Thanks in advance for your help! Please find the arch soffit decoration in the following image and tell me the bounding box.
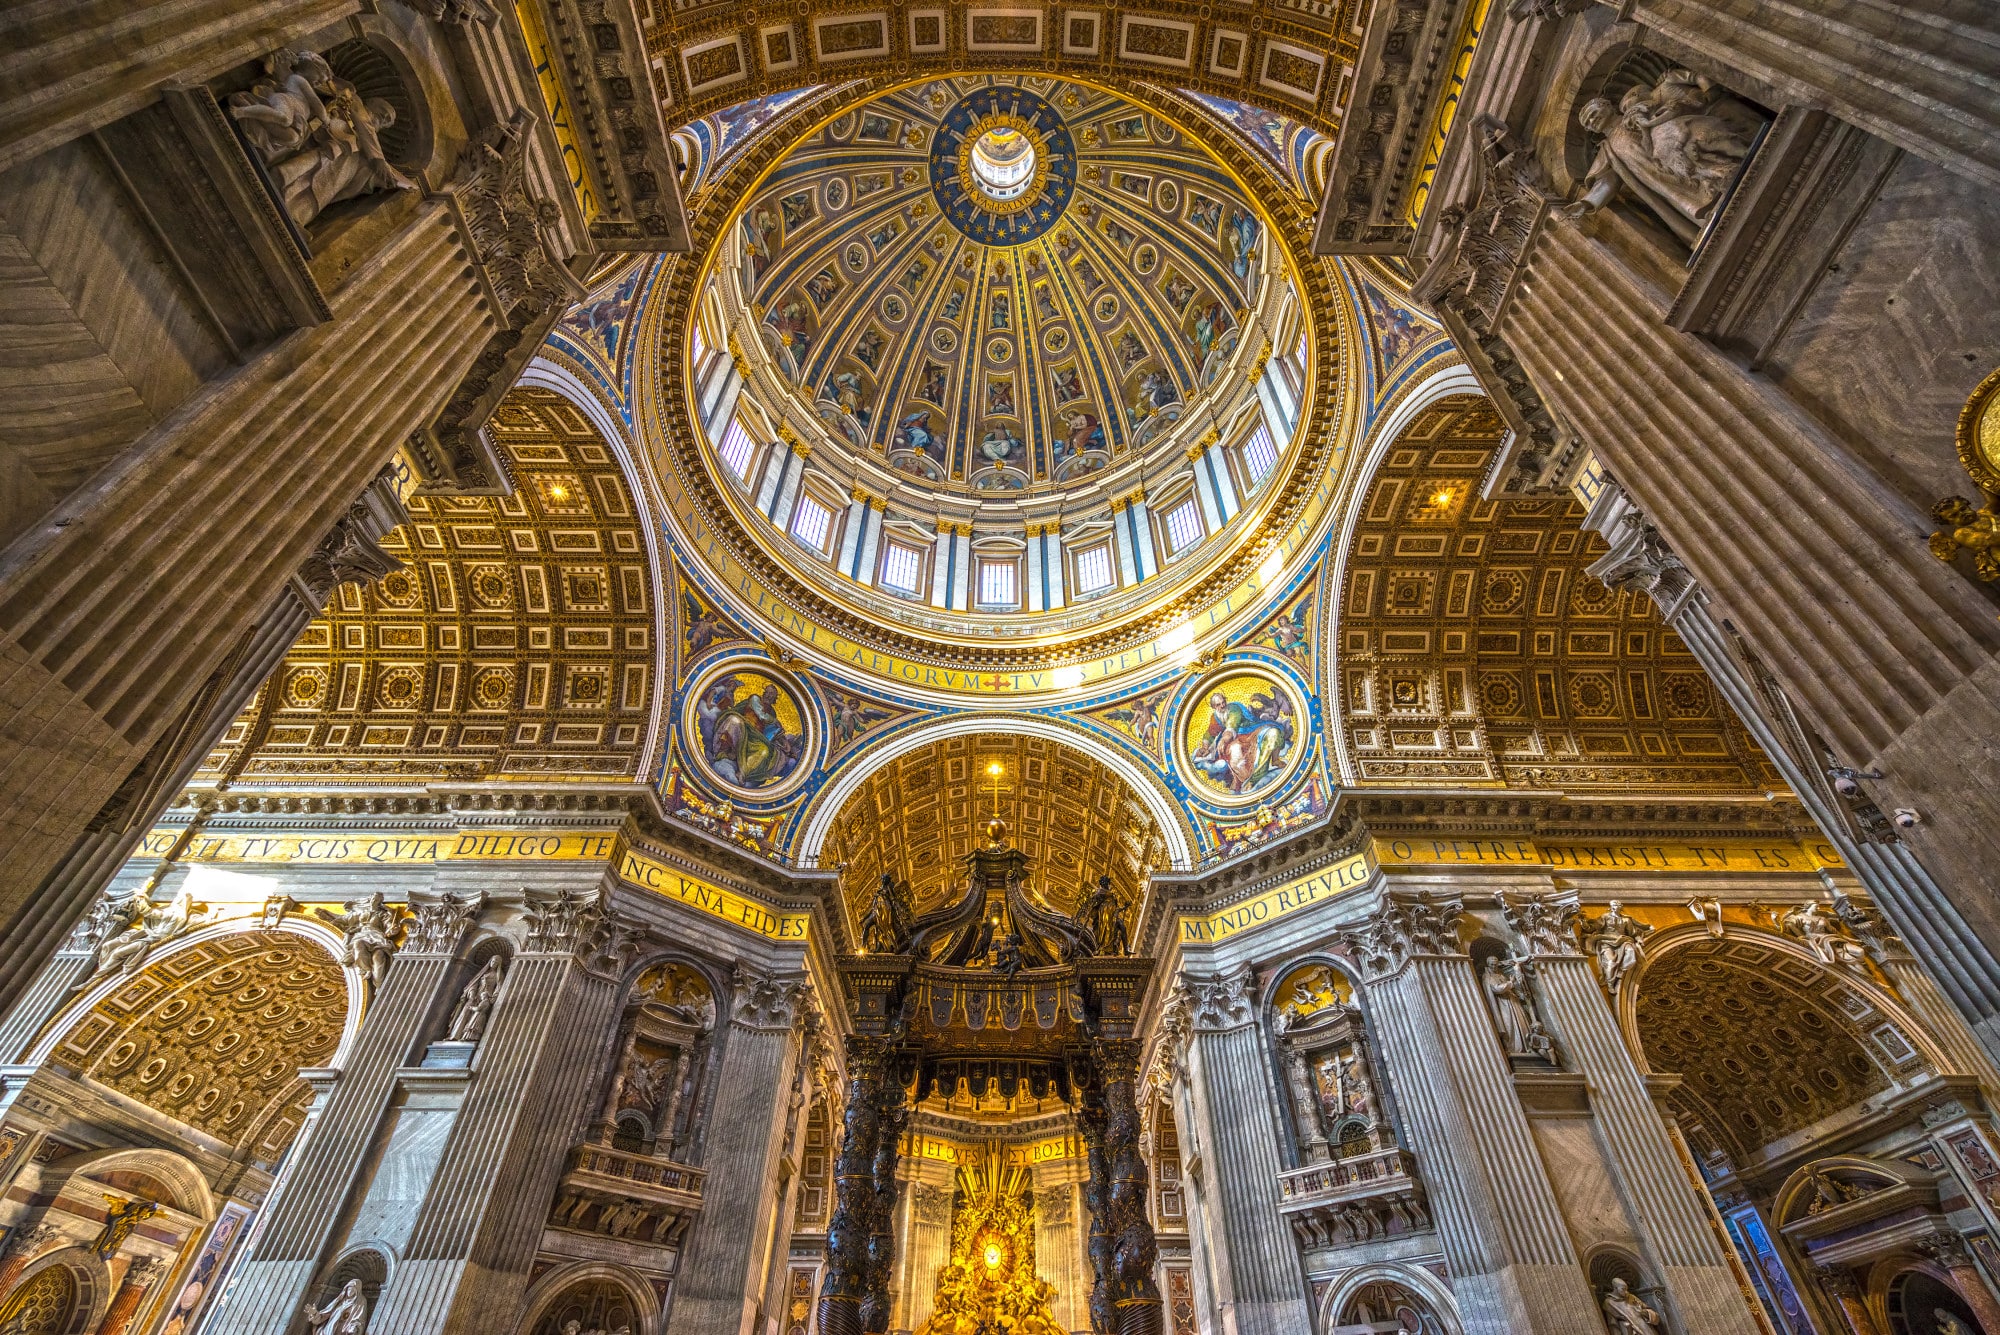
[626,70,1367,701]
[796,711,1197,871]
[197,386,663,786]
[1319,1262,1465,1335]
[1316,357,1480,782]
[1615,922,1956,1085]
[4,1248,111,1335]
[648,7,1361,143]
[29,916,363,1070]
[520,358,674,777]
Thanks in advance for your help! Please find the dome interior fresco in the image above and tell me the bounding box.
[693,74,1313,636]
[729,78,1278,495]
[824,733,1158,918]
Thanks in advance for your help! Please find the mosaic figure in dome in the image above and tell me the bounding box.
[696,672,804,790]
[1187,679,1295,796]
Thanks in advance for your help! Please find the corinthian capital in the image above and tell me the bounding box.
[404,891,487,955]
[1343,895,1466,977]
[520,886,639,976]
[1501,891,1581,957]
[731,964,806,1029]
[1179,965,1257,1032]
[1583,486,1698,620]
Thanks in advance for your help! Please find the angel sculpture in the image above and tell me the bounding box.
[315,892,402,989]
[84,890,206,984]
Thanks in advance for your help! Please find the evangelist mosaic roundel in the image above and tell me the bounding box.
[1177,666,1307,805]
[931,88,1076,246]
[686,659,817,801]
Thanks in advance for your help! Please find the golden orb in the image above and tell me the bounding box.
[985,816,1009,846]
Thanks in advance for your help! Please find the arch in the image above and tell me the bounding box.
[1,1248,110,1335]
[795,712,1195,870]
[43,1147,216,1222]
[31,923,352,1164]
[521,356,672,783]
[1318,1263,1464,1335]
[30,915,362,1068]
[1317,359,1480,783]
[514,1261,662,1335]
[1618,923,1950,1169]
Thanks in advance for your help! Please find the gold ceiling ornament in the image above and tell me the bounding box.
[1336,396,1776,792]
[954,113,1053,217]
[1928,366,2000,580]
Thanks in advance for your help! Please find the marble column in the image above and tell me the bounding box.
[668,965,808,1335]
[205,892,484,1334]
[889,1164,955,1331]
[369,887,632,1334]
[0,472,406,1022]
[0,198,493,1005]
[1508,895,1759,1333]
[817,1038,888,1335]
[1345,895,1599,1332]
[97,1255,168,1335]
[1029,1160,1087,1333]
[1585,480,2000,1068]
[1506,215,2000,969]
[1173,967,1309,1335]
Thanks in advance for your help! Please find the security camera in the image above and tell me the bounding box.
[1893,808,1921,829]
[1832,773,1859,796]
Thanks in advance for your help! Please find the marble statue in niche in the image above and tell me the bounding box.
[229,48,415,228]
[304,1278,370,1335]
[1482,953,1560,1064]
[445,957,504,1043]
[1600,1278,1661,1335]
[1566,67,1763,244]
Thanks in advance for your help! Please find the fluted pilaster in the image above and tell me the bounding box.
[1533,954,1757,1331]
[1177,970,1307,1335]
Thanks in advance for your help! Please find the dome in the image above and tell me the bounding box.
[684,77,1320,646]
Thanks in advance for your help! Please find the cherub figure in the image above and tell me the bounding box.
[1929,495,2000,581]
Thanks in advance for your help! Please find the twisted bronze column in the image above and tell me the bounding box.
[1100,1038,1163,1335]
[818,1038,887,1335]
[861,1068,907,1335]
[1076,1062,1119,1334]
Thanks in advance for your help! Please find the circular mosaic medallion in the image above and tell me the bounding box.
[684,659,818,801]
[1043,326,1070,356]
[930,326,959,355]
[930,88,1076,246]
[1175,665,1308,805]
[986,336,1013,365]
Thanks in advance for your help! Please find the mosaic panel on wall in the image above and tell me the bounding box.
[1338,395,1779,790]
[199,388,657,783]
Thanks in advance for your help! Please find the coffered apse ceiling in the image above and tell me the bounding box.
[1335,396,1779,791]
[823,733,1159,916]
